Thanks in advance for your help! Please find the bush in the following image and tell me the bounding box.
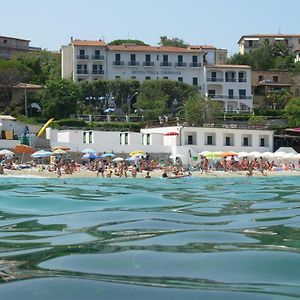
[54,119,88,127]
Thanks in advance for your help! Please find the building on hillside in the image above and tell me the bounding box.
[61,38,252,112]
[0,35,41,59]
[238,34,300,55]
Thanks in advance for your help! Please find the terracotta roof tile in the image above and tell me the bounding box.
[73,40,107,46]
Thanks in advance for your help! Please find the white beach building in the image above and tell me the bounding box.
[46,125,273,164]
[61,39,252,112]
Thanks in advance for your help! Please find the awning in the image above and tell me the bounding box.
[244,38,259,41]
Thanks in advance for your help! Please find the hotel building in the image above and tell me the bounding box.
[62,38,253,112]
[238,34,300,55]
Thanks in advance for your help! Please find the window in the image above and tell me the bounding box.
[208,89,215,97]
[95,50,100,56]
[243,137,249,146]
[163,55,168,62]
[259,135,269,147]
[192,77,198,86]
[273,76,278,83]
[298,39,300,44]
[238,72,245,82]
[115,76,121,79]
[83,131,93,144]
[188,135,193,145]
[228,89,234,99]
[192,56,198,63]
[131,76,136,79]
[211,72,217,81]
[249,40,253,47]
[79,49,85,55]
[3,39,7,44]
[130,54,136,62]
[242,135,252,147]
[260,138,265,147]
[163,77,168,79]
[207,135,213,145]
[178,55,183,63]
[178,77,183,82]
[225,137,231,146]
[120,133,129,145]
[239,89,246,99]
[143,134,151,145]
[258,75,264,81]
[115,53,121,61]
[145,54,151,61]
[145,76,151,80]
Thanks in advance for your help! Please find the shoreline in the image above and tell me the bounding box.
[2,168,300,179]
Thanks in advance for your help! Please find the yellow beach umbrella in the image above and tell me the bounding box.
[129,150,145,156]
[52,148,67,155]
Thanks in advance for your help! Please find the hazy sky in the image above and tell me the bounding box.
[2,0,300,55]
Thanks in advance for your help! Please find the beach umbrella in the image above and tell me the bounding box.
[81,153,99,159]
[112,157,124,162]
[101,152,116,158]
[164,132,179,136]
[261,152,274,158]
[125,156,135,162]
[52,149,67,155]
[199,151,221,159]
[129,150,145,156]
[220,151,238,157]
[0,149,14,156]
[248,151,262,158]
[14,144,35,163]
[53,146,70,151]
[81,148,96,154]
[31,150,53,158]
[169,154,185,160]
[237,151,249,158]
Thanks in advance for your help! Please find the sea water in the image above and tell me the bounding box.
[0,175,299,299]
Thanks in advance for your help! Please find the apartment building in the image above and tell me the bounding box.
[238,34,300,54]
[61,38,252,112]
[0,35,41,59]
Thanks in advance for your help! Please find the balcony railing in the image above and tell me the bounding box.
[207,77,223,82]
[175,62,187,67]
[238,78,247,82]
[77,55,89,59]
[92,70,104,75]
[190,62,201,68]
[77,69,88,74]
[208,94,252,100]
[92,55,104,60]
[143,61,154,67]
[160,62,172,67]
[113,61,125,66]
[128,61,140,67]
[225,78,236,82]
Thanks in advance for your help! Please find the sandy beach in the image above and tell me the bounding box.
[2,168,300,179]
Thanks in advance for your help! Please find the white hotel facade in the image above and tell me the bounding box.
[62,39,253,112]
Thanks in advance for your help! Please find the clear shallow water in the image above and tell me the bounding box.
[0,176,299,299]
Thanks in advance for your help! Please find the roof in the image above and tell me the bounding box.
[107,44,204,53]
[73,39,107,47]
[206,64,251,69]
[189,45,216,50]
[0,115,16,120]
[0,35,30,42]
[238,34,300,44]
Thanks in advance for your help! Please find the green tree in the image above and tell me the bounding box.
[40,79,81,119]
[12,50,61,84]
[183,95,222,126]
[265,89,292,110]
[159,36,189,48]
[284,97,300,127]
[108,39,148,46]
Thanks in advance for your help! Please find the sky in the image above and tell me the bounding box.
[2,0,300,55]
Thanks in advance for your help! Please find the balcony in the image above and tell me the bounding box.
[225,78,236,82]
[207,77,223,82]
[143,61,154,67]
[77,69,88,74]
[190,62,201,68]
[92,70,104,75]
[128,61,140,67]
[92,55,104,60]
[113,61,125,66]
[238,78,247,82]
[175,62,187,67]
[160,62,172,67]
[77,55,89,60]
[208,94,252,100]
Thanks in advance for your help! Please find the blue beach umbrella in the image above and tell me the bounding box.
[81,153,99,159]
[31,150,53,158]
[81,148,96,154]
[101,153,116,158]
